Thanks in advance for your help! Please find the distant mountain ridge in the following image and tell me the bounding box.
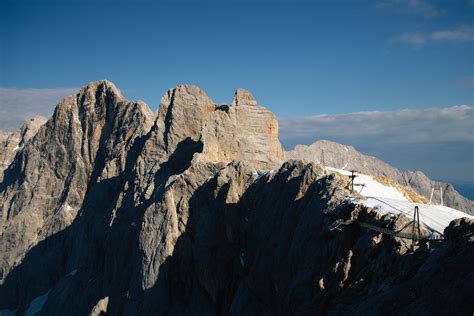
[448,182,474,201]
[285,140,474,215]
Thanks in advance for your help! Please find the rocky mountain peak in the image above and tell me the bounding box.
[0,131,9,143]
[0,115,48,182]
[0,81,284,282]
[1,81,473,315]
[18,116,48,144]
[231,88,257,107]
[11,114,46,137]
[0,81,155,276]
[78,80,123,104]
[153,84,283,168]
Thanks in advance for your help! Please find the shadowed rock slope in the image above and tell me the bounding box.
[286,140,474,215]
[0,81,473,315]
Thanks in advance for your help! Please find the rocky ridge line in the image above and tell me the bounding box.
[0,81,472,315]
[0,116,48,183]
[286,140,474,215]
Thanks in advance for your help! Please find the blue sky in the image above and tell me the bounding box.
[0,0,473,192]
[1,0,472,116]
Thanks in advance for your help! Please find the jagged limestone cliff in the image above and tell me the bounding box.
[0,81,472,315]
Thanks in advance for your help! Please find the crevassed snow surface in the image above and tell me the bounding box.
[327,167,473,235]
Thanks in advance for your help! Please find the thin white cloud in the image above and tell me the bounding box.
[375,0,441,18]
[430,25,474,42]
[279,105,474,182]
[391,25,474,48]
[392,32,427,48]
[280,105,474,146]
[0,87,77,131]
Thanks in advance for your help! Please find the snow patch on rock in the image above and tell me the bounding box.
[327,167,474,235]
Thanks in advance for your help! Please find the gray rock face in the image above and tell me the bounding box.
[0,131,8,143]
[153,85,283,168]
[286,140,474,214]
[0,81,285,308]
[0,80,154,280]
[231,88,258,107]
[0,131,15,183]
[0,116,48,182]
[0,81,472,315]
